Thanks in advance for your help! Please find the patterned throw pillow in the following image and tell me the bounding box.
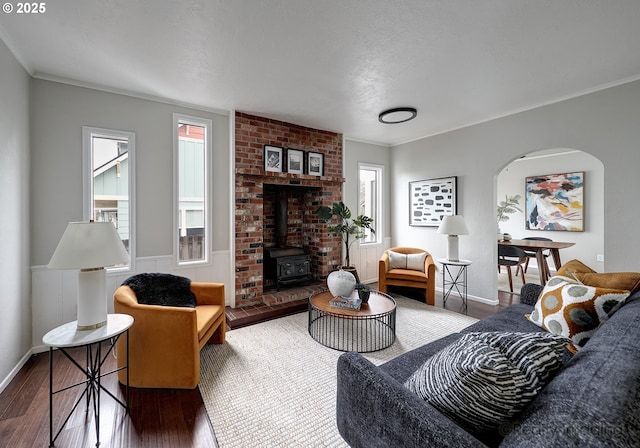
[404,332,569,435]
[526,276,629,349]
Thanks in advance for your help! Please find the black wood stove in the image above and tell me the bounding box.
[264,247,312,290]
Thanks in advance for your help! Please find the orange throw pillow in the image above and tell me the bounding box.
[556,259,596,277]
[556,259,640,294]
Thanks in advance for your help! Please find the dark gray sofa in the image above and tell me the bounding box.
[336,284,640,447]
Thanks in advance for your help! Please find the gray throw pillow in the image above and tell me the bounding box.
[388,250,426,272]
[404,332,569,436]
[406,252,427,272]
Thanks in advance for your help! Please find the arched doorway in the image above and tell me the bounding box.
[496,148,604,295]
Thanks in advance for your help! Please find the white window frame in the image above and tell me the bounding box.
[173,113,212,266]
[82,126,136,272]
[358,163,383,246]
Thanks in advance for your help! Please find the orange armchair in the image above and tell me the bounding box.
[379,247,436,305]
[114,280,226,389]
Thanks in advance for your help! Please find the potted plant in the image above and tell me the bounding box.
[497,194,523,240]
[355,283,371,303]
[316,201,375,279]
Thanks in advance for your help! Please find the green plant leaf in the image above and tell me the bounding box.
[316,205,334,221]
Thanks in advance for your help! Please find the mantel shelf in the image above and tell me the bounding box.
[235,168,345,184]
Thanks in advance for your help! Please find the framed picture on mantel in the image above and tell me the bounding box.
[307,151,324,176]
[286,148,304,174]
[264,145,283,173]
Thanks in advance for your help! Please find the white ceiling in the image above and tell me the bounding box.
[2,0,640,146]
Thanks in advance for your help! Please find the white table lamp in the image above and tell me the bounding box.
[437,215,469,262]
[48,221,129,329]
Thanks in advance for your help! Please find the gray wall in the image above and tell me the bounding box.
[392,80,640,300]
[0,39,31,387]
[30,80,230,266]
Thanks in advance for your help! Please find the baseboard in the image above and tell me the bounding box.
[436,286,499,306]
[467,294,499,306]
[0,348,33,395]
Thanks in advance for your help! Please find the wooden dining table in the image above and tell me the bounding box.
[498,238,575,285]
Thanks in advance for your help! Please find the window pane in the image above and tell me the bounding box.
[86,133,132,268]
[177,121,207,263]
[359,165,381,244]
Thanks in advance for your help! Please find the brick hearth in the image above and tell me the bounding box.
[234,112,344,307]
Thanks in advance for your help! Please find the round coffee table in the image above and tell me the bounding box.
[308,290,396,352]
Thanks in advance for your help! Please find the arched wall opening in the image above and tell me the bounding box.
[496,147,604,294]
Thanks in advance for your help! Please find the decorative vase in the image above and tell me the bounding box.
[327,270,357,298]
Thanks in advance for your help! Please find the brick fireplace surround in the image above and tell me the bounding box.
[234,112,344,308]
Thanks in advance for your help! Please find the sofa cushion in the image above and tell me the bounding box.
[526,275,629,350]
[462,303,539,334]
[388,250,427,272]
[122,273,197,308]
[404,332,569,437]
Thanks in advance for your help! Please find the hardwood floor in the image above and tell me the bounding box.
[0,289,518,447]
[0,346,217,447]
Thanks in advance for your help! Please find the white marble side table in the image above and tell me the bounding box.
[43,314,133,447]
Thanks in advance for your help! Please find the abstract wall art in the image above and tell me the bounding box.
[525,171,584,231]
[409,176,457,226]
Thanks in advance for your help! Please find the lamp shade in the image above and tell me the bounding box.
[48,221,129,269]
[437,215,469,236]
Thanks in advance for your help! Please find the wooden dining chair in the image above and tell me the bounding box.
[498,245,528,292]
[522,237,552,280]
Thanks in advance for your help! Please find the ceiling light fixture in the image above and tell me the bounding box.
[378,107,417,124]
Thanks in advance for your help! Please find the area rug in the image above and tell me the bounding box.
[199,295,478,447]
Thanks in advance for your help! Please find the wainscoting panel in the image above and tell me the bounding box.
[31,250,232,353]
[351,237,391,284]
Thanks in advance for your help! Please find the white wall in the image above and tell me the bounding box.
[497,150,604,272]
[392,80,640,302]
[29,79,233,349]
[343,139,392,282]
[0,39,31,391]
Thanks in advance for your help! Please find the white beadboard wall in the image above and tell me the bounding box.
[350,237,391,284]
[31,250,231,353]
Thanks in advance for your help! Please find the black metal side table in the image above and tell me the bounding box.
[42,314,133,447]
[438,258,472,312]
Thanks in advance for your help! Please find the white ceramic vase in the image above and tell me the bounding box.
[326,270,357,298]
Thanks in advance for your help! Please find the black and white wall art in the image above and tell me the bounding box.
[409,176,457,226]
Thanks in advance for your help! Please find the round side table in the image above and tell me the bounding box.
[43,314,134,447]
